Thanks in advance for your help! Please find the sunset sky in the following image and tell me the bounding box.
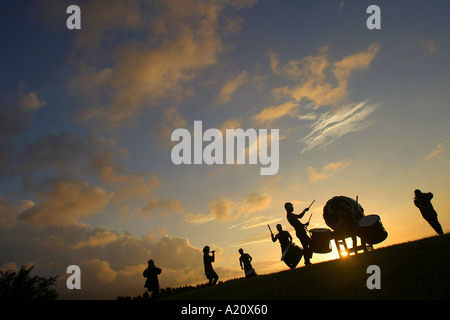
[1,0,449,299]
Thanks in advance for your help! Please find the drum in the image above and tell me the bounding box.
[281,243,303,269]
[357,214,388,244]
[309,228,332,253]
[245,268,257,278]
[323,196,365,230]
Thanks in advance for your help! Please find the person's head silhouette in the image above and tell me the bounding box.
[284,202,293,213]
[276,224,283,232]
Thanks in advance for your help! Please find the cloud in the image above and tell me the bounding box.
[300,100,379,152]
[273,44,381,106]
[308,159,353,182]
[68,0,251,129]
[217,71,249,104]
[0,89,46,176]
[18,179,111,227]
[253,100,299,125]
[18,92,46,111]
[141,199,184,217]
[185,192,272,223]
[81,259,118,284]
[234,232,271,247]
[0,88,46,143]
[15,131,182,220]
[153,107,189,146]
[419,38,438,55]
[16,132,123,174]
[93,159,161,204]
[254,44,381,127]
[219,118,243,133]
[70,230,123,250]
[422,140,450,162]
[0,196,34,230]
[72,0,144,49]
[230,215,282,231]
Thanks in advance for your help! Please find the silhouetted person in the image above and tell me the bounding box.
[271,224,301,269]
[238,248,256,278]
[143,259,161,299]
[285,202,313,265]
[203,246,219,286]
[414,189,443,235]
[271,224,292,254]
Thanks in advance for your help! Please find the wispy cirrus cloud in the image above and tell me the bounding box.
[421,139,450,163]
[253,44,381,127]
[300,100,379,153]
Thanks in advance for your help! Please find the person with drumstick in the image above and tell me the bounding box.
[284,202,313,265]
[271,224,300,269]
[270,224,293,254]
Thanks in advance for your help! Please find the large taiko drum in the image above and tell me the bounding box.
[323,196,365,230]
[357,214,388,244]
[309,228,332,253]
[281,243,303,269]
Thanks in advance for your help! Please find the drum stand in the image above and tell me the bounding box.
[331,231,373,258]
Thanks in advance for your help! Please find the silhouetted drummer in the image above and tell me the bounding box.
[285,202,313,265]
[203,246,219,286]
[238,248,257,278]
[414,189,444,235]
[271,224,292,253]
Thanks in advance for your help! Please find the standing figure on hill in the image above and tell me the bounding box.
[203,246,219,286]
[238,248,257,278]
[143,259,162,299]
[414,189,444,235]
[285,202,313,265]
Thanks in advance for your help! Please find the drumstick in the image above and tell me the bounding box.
[307,213,313,224]
[308,200,315,209]
[267,224,273,235]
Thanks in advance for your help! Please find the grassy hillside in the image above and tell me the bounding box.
[163,234,450,300]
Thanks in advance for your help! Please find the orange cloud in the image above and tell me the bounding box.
[422,140,450,162]
[19,179,111,227]
[308,159,353,182]
[274,43,381,106]
[185,192,272,223]
[70,0,229,129]
[218,71,249,104]
[253,100,299,125]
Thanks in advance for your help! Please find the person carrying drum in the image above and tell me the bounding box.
[271,224,301,269]
[285,202,313,265]
[413,189,444,235]
[238,248,257,278]
[271,224,293,254]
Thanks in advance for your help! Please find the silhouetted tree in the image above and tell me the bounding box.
[0,265,58,300]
